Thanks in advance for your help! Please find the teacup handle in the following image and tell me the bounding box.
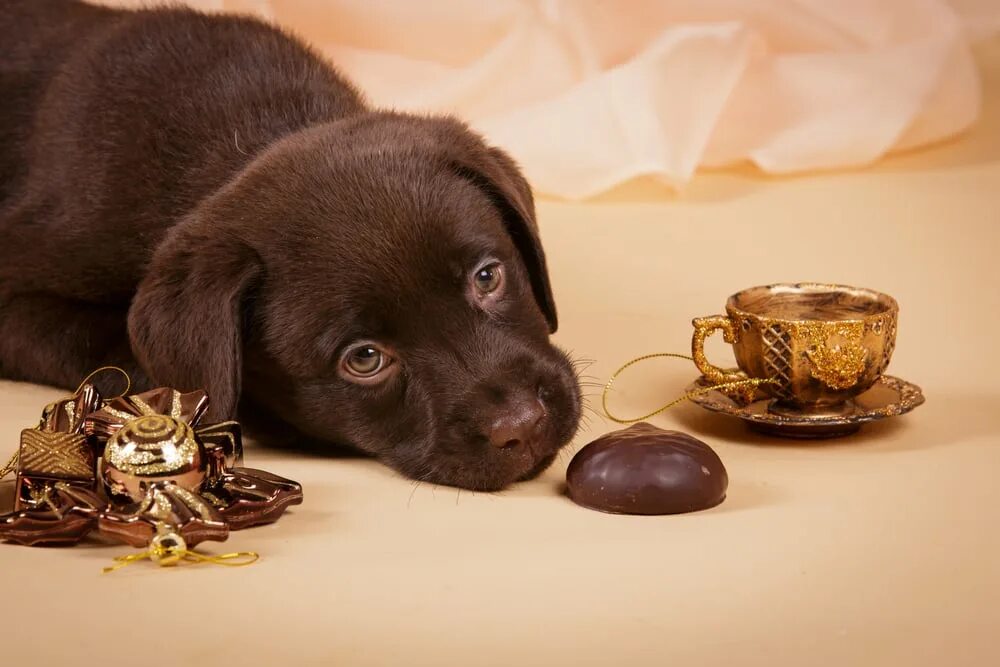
[691,315,745,386]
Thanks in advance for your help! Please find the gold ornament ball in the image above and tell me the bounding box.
[101,415,206,503]
[150,526,187,566]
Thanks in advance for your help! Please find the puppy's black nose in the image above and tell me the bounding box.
[488,396,545,449]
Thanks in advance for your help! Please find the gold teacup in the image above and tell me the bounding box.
[691,283,898,417]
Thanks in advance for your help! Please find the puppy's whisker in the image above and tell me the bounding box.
[578,397,608,423]
[407,479,422,508]
[567,356,597,380]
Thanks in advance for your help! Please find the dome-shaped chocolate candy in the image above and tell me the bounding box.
[566,423,727,515]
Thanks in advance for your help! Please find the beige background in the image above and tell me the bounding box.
[1,35,999,667]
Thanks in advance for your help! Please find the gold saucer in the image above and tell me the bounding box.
[685,374,925,439]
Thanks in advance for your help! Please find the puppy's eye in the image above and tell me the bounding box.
[341,344,392,379]
[473,262,503,295]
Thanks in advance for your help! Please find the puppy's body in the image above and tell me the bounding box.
[0,0,581,490]
[1,0,362,380]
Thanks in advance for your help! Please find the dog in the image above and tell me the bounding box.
[0,0,582,491]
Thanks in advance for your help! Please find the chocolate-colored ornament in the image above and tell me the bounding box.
[86,387,209,439]
[2,380,301,560]
[39,383,103,434]
[13,383,103,511]
[15,430,96,509]
[101,414,206,503]
[86,386,242,506]
[566,423,728,515]
[99,481,229,548]
[18,429,95,481]
[0,481,105,546]
[197,420,245,483]
[202,468,304,530]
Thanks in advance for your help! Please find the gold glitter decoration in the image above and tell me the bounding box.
[63,402,76,430]
[100,393,172,422]
[122,484,214,522]
[123,484,169,520]
[127,391,183,420]
[129,397,156,416]
[101,406,141,424]
[167,486,216,521]
[105,415,199,476]
[200,490,227,508]
[794,321,868,389]
[691,315,757,403]
[18,429,95,480]
[86,387,209,440]
[150,490,173,521]
[27,483,61,516]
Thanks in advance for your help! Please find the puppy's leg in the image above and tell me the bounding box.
[0,291,148,392]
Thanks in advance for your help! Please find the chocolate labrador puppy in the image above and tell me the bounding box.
[0,0,581,491]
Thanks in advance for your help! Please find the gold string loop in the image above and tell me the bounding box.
[0,450,18,481]
[103,546,259,574]
[75,365,132,399]
[602,352,778,424]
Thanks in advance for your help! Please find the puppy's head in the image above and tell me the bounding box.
[128,114,581,490]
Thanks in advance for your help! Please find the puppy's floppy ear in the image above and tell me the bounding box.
[437,124,558,333]
[127,213,261,421]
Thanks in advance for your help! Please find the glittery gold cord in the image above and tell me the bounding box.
[0,450,17,480]
[74,365,132,398]
[103,548,260,573]
[602,353,778,424]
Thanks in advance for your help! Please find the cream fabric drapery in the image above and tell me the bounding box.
[97,0,1000,198]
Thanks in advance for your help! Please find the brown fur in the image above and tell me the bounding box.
[0,0,581,490]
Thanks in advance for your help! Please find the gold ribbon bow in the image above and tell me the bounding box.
[103,522,259,573]
[103,548,260,573]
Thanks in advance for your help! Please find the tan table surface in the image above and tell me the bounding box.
[3,39,999,667]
